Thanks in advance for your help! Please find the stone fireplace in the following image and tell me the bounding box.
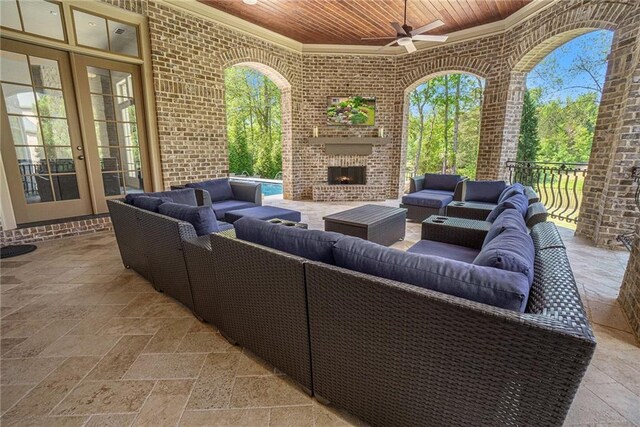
[327,166,366,185]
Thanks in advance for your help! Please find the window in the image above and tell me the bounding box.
[73,9,139,57]
[0,0,66,41]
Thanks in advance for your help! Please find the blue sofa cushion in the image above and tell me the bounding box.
[498,183,526,203]
[125,188,198,206]
[158,202,221,236]
[217,221,234,232]
[423,174,462,192]
[465,180,506,203]
[225,206,301,224]
[235,217,343,264]
[407,240,480,264]
[210,200,257,220]
[185,179,234,202]
[402,190,453,209]
[333,237,531,311]
[486,193,529,222]
[483,209,528,247]
[132,196,171,212]
[474,229,535,285]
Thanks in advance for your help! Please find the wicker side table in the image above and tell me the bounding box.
[421,215,491,249]
[445,201,495,221]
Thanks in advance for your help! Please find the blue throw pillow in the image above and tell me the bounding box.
[132,196,171,212]
[473,229,535,285]
[333,236,531,312]
[464,180,506,203]
[423,174,462,192]
[486,193,529,222]
[234,217,343,264]
[498,183,526,204]
[186,179,234,202]
[483,209,528,247]
[158,202,221,236]
[125,188,198,206]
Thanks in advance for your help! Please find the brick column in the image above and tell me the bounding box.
[576,25,640,247]
[619,222,640,342]
[498,72,527,181]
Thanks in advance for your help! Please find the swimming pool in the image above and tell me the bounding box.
[232,178,283,197]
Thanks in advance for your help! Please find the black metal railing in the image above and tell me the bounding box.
[616,166,640,251]
[506,160,588,223]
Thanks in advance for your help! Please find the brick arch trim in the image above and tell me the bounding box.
[219,48,295,88]
[506,0,633,72]
[400,60,490,92]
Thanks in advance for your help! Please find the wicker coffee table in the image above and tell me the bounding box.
[323,204,407,246]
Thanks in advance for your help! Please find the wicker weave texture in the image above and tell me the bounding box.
[526,202,548,228]
[421,216,490,249]
[107,200,153,283]
[306,222,595,427]
[192,233,313,393]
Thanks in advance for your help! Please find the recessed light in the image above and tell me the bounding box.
[243,0,258,5]
[88,21,96,27]
[49,10,58,15]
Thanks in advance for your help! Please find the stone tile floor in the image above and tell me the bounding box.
[0,197,637,426]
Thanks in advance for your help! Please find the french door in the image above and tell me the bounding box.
[1,38,150,224]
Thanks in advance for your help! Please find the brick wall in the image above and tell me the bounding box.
[0,216,112,246]
[619,223,640,342]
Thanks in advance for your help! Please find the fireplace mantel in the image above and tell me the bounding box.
[308,137,390,155]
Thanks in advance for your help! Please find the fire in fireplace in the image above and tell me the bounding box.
[328,166,366,185]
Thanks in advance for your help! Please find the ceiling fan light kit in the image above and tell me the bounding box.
[242,0,258,5]
[367,0,450,54]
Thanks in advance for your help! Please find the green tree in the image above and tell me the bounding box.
[517,89,540,162]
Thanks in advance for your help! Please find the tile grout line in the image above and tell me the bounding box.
[176,342,213,427]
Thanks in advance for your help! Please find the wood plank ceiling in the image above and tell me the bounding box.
[198,0,532,45]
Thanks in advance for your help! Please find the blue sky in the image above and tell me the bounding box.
[526,30,614,103]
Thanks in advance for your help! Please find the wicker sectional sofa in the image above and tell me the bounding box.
[109,195,595,426]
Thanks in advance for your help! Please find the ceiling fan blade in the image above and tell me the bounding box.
[377,39,399,52]
[360,36,398,40]
[410,19,445,36]
[412,34,449,42]
[390,22,407,35]
[404,40,417,53]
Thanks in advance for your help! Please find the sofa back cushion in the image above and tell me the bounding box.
[486,193,529,222]
[158,202,220,236]
[186,179,233,202]
[132,196,171,212]
[464,180,506,203]
[423,174,462,192]
[234,217,344,264]
[483,209,528,247]
[333,237,531,311]
[498,183,526,204]
[125,188,198,206]
[474,229,535,285]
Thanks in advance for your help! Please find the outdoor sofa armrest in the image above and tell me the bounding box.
[525,186,540,204]
[453,178,467,201]
[230,180,263,205]
[421,215,489,249]
[525,202,548,228]
[409,175,425,193]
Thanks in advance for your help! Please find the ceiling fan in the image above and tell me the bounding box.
[362,0,449,53]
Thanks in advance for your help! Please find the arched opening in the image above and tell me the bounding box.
[510,29,614,226]
[223,62,292,198]
[402,71,484,191]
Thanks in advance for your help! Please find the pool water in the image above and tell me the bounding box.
[261,182,283,196]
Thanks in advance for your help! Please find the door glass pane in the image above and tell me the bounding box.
[99,147,121,171]
[117,122,138,146]
[46,147,75,172]
[102,172,124,196]
[25,175,53,203]
[51,174,80,200]
[9,116,42,145]
[73,10,109,50]
[19,0,65,41]
[35,88,66,117]
[115,97,135,122]
[0,52,31,85]
[108,21,139,57]
[124,172,143,193]
[2,83,37,115]
[87,67,112,94]
[0,0,21,30]
[95,121,118,146]
[40,118,71,146]
[91,95,115,121]
[30,57,62,89]
[15,146,48,174]
[119,147,140,171]
[111,71,133,97]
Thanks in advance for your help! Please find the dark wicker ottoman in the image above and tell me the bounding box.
[422,215,491,248]
[323,204,407,246]
[225,205,301,223]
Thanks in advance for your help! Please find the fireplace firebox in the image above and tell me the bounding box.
[328,166,366,185]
